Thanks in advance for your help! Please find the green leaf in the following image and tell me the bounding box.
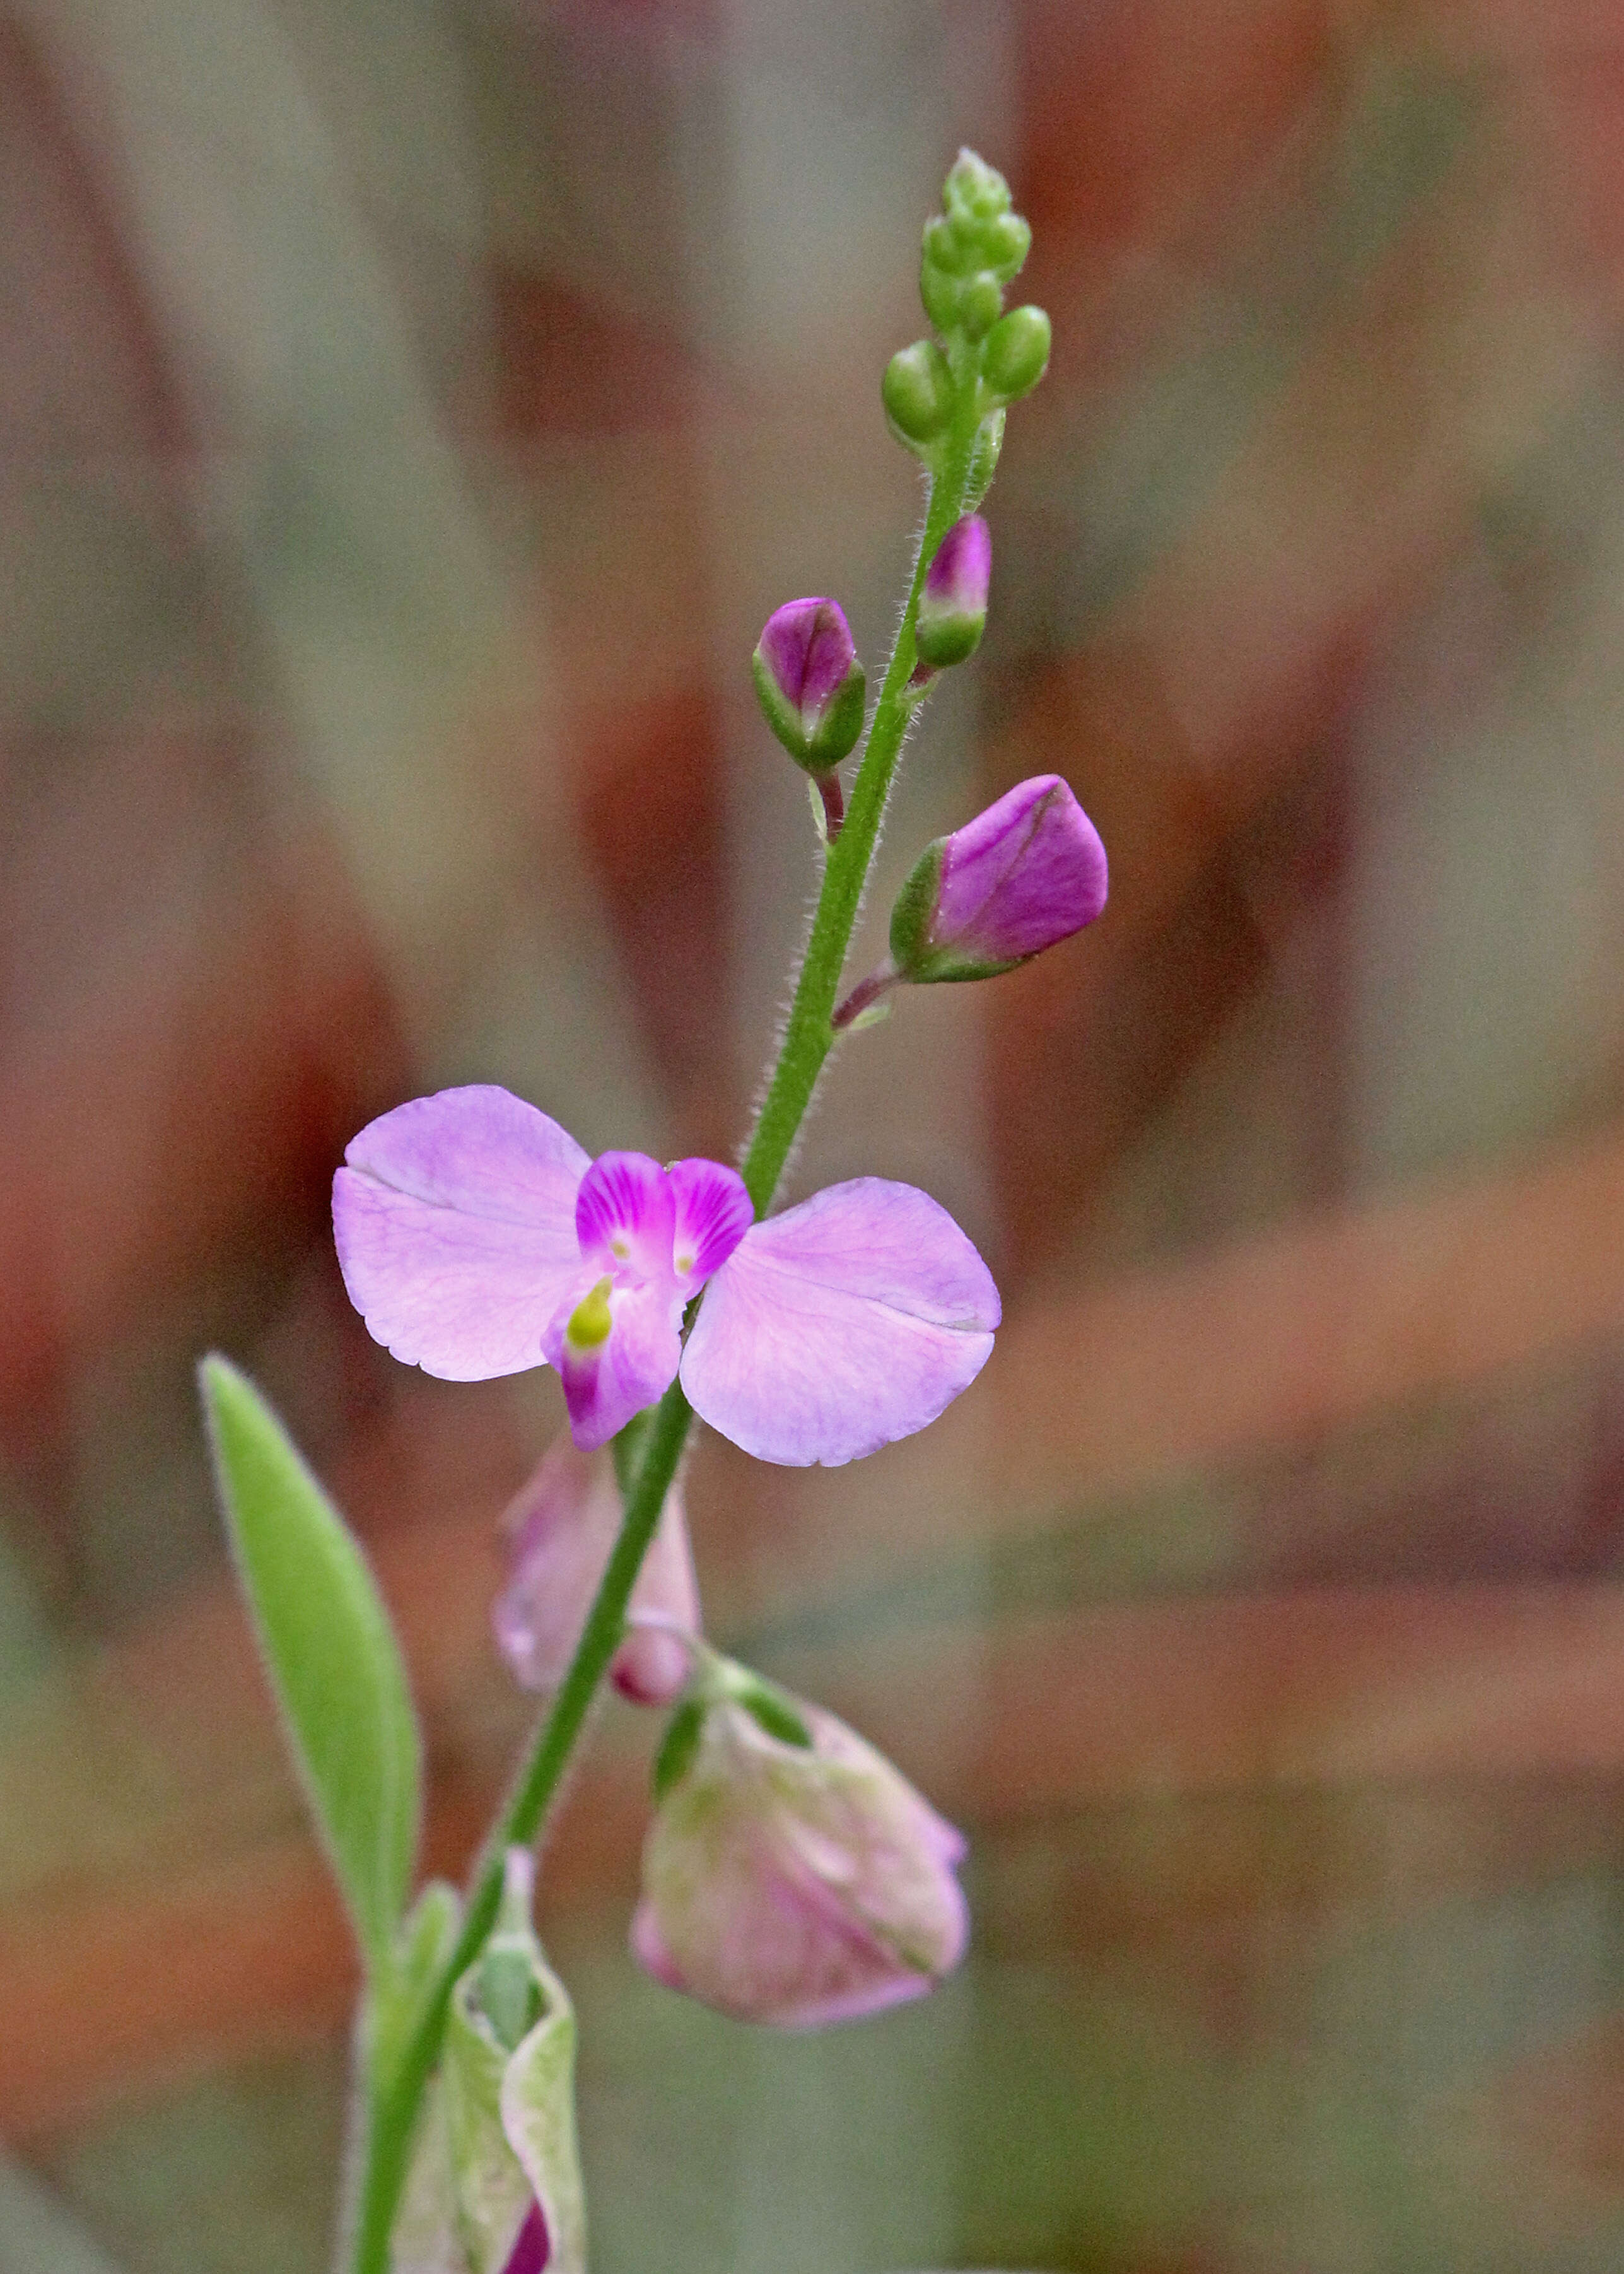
[371,1878,462,2089]
[200,1355,421,1974]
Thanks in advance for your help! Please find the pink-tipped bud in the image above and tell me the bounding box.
[914,515,991,668]
[889,773,1108,983]
[631,1671,967,2027]
[491,1437,699,1708]
[752,597,867,775]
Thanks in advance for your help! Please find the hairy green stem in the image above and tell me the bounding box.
[347,365,981,2274]
[740,372,980,1214]
[348,1385,691,2274]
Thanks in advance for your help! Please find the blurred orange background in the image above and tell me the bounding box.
[6,1,1624,2266]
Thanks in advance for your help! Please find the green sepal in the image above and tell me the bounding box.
[889,839,943,976]
[655,1658,812,1802]
[914,607,985,671]
[711,1656,814,1750]
[200,1356,422,1976]
[739,1685,814,1749]
[751,645,867,775]
[653,1696,706,1800]
[889,837,1020,984]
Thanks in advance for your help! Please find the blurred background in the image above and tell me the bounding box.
[6,0,1624,2266]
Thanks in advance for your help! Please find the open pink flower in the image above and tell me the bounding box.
[632,1683,968,2027]
[333,1086,999,1466]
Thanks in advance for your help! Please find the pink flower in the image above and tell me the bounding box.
[492,1436,698,1707]
[631,1679,968,2027]
[332,1087,999,1465]
[914,515,991,668]
[890,773,1108,982]
[752,597,867,774]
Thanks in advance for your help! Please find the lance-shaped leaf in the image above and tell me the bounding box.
[200,1355,422,1974]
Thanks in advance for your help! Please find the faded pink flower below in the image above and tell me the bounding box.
[633,1678,967,2027]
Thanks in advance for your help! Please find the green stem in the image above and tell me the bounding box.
[740,371,981,1212]
[346,365,982,2274]
[348,1384,691,2274]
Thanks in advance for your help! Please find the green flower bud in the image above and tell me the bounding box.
[919,256,962,333]
[982,211,1032,280]
[945,148,1012,224]
[914,515,990,669]
[981,304,1051,402]
[957,272,1004,341]
[882,339,954,447]
[921,214,976,276]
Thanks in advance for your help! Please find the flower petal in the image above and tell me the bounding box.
[631,1694,968,2026]
[500,2204,550,2274]
[681,1178,1000,1465]
[542,1275,682,1451]
[334,1086,588,1381]
[574,1151,677,1286]
[616,1496,701,1705]
[491,1438,699,1706]
[667,1157,753,1286]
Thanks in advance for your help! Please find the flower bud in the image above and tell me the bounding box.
[921,214,976,276]
[944,146,1011,225]
[981,211,1032,281]
[914,515,991,669]
[957,272,1004,341]
[492,1436,699,1708]
[882,339,954,448]
[394,1853,586,2274]
[633,1665,968,2027]
[752,597,867,775]
[889,773,1109,983]
[918,254,963,334]
[981,304,1051,402]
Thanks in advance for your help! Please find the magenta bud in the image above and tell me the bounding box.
[889,773,1108,983]
[752,597,867,775]
[492,1437,699,1708]
[632,1676,968,2027]
[914,515,991,668]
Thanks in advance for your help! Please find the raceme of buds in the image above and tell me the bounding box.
[752,597,867,776]
[918,148,1031,344]
[631,1663,968,2027]
[914,515,991,669]
[890,773,1109,984]
[491,1435,699,1708]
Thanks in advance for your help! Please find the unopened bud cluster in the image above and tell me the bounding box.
[884,148,1051,468]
